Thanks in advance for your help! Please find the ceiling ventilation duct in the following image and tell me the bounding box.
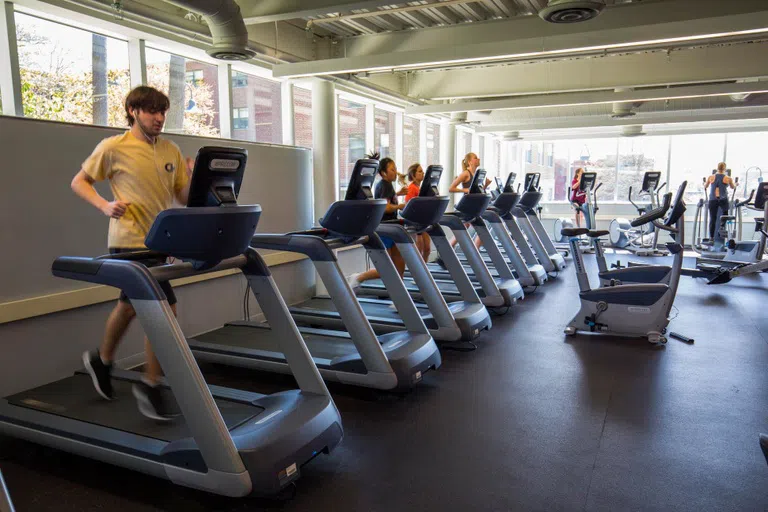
[539,0,605,23]
[621,125,646,137]
[502,131,523,141]
[164,0,256,60]
[611,102,637,118]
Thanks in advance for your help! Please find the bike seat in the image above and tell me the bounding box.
[561,227,589,237]
[587,230,609,238]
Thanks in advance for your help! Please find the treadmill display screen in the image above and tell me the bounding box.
[420,165,443,197]
[468,168,487,194]
[524,173,540,192]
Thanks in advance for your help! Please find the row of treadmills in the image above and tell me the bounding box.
[0,147,569,499]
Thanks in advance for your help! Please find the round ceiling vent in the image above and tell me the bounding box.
[206,46,257,61]
[539,0,605,23]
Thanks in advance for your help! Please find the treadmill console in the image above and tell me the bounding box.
[641,171,661,193]
[524,173,541,192]
[504,172,517,193]
[469,168,487,194]
[711,168,732,176]
[579,172,597,192]
[187,146,247,207]
[420,165,443,197]
[344,159,379,200]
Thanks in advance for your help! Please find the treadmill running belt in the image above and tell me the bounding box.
[6,373,261,442]
[299,297,402,320]
[194,323,361,361]
[362,278,462,296]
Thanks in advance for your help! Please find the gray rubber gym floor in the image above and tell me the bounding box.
[2,253,767,511]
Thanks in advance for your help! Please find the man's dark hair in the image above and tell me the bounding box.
[124,86,170,126]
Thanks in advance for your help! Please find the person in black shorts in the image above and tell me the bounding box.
[70,86,192,421]
[346,153,408,290]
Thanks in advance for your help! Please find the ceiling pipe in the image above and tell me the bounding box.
[162,0,255,60]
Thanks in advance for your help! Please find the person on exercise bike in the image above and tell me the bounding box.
[71,86,193,421]
[570,167,588,228]
[704,162,736,240]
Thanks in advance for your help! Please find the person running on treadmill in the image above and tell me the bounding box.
[346,154,409,291]
[404,163,431,262]
[70,86,192,421]
[570,167,587,227]
[704,162,736,240]
[447,152,491,250]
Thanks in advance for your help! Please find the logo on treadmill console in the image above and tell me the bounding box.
[209,158,240,171]
[164,162,176,173]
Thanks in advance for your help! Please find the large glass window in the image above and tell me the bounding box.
[146,47,219,136]
[403,116,421,170]
[293,86,312,149]
[232,107,248,129]
[426,122,440,167]
[459,130,473,171]
[559,139,619,202]
[669,134,726,203]
[338,98,367,196]
[15,12,130,127]
[228,70,282,144]
[724,132,768,196]
[617,137,670,203]
[374,108,396,161]
[553,143,570,201]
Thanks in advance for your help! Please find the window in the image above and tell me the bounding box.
[14,11,130,127]
[228,70,282,143]
[146,48,220,136]
[459,130,473,169]
[374,108,397,161]
[293,86,312,149]
[724,132,768,196]
[185,69,203,86]
[552,143,570,201]
[525,147,533,163]
[426,122,440,168]
[556,139,619,202]
[338,98,367,196]
[617,137,670,203]
[493,139,502,180]
[669,134,726,203]
[403,116,421,171]
[232,71,248,88]
[232,107,248,129]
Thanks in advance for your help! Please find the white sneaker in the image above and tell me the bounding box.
[346,272,362,292]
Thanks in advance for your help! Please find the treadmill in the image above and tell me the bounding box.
[188,159,442,391]
[360,168,523,308]
[0,147,343,497]
[513,172,568,272]
[439,172,548,287]
[290,165,490,342]
[0,470,13,512]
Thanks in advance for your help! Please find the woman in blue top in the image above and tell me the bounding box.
[704,162,736,240]
[346,154,408,291]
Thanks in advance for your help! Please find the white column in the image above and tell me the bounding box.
[217,63,232,139]
[419,118,427,166]
[312,78,338,221]
[127,38,147,88]
[365,103,375,154]
[281,80,295,145]
[0,2,22,116]
[441,121,457,203]
[394,111,404,171]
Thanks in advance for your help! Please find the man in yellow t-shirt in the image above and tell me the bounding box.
[71,86,192,421]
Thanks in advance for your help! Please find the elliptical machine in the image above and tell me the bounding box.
[609,171,670,256]
[562,181,687,345]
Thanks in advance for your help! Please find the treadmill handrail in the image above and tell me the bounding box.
[250,234,339,262]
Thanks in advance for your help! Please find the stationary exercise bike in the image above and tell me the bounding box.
[562,181,687,345]
[609,171,670,256]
